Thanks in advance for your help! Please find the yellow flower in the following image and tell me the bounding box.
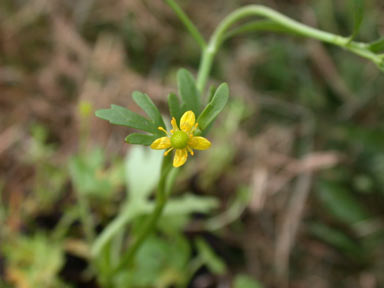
[150,111,211,167]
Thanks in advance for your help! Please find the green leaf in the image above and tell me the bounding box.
[132,91,165,130]
[167,92,182,124]
[309,223,363,260]
[69,148,114,198]
[125,133,157,146]
[177,69,200,115]
[195,238,226,275]
[95,104,157,133]
[164,194,219,215]
[349,0,364,41]
[197,83,229,131]
[234,275,263,288]
[208,84,217,102]
[368,36,384,53]
[2,233,65,288]
[125,146,163,202]
[316,181,370,225]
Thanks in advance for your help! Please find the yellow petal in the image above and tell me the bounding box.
[171,117,179,132]
[180,110,195,133]
[173,148,188,167]
[188,136,211,150]
[150,137,171,150]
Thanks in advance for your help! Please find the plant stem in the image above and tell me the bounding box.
[91,204,143,257]
[164,0,207,50]
[114,159,177,272]
[76,191,95,244]
[196,5,383,92]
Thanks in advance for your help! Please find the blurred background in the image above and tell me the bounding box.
[1,0,384,287]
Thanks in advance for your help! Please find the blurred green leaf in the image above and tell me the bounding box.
[125,146,163,202]
[207,84,217,102]
[368,36,384,52]
[316,181,370,225]
[95,104,157,133]
[69,148,116,198]
[165,194,219,215]
[206,186,250,230]
[114,235,189,288]
[168,92,182,124]
[177,69,200,115]
[2,233,68,288]
[125,133,157,146]
[349,0,365,41]
[234,275,263,288]
[309,223,363,260]
[197,83,229,131]
[132,91,165,130]
[195,238,226,275]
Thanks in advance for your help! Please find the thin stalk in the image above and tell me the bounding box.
[196,5,383,92]
[224,20,300,40]
[114,160,176,272]
[76,191,95,244]
[164,0,207,50]
[91,204,143,257]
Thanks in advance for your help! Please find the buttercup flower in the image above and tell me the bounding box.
[150,111,211,167]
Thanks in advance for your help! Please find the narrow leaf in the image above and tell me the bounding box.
[208,84,217,102]
[125,133,157,146]
[197,83,229,131]
[132,91,165,129]
[368,36,384,53]
[349,0,364,41]
[195,238,226,275]
[168,92,182,124]
[177,69,200,115]
[95,104,157,133]
[316,181,370,225]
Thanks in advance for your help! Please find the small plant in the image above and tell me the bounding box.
[92,0,384,285]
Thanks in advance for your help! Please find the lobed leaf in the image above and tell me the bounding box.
[197,83,229,131]
[132,91,165,130]
[177,69,200,116]
[95,104,157,133]
[125,133,157,146]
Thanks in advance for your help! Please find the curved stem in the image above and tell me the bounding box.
[164,0,207,50]
[196,5,383,92]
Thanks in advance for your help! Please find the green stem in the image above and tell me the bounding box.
[196,5,383,92]
[91,204,143,257]
[164,0,207,50]
[114,159,177,272]
[76,191,95,244]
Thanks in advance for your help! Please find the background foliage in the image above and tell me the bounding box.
[1,0,384,287]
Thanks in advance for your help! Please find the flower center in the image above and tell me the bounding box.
[171,131,189,149]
